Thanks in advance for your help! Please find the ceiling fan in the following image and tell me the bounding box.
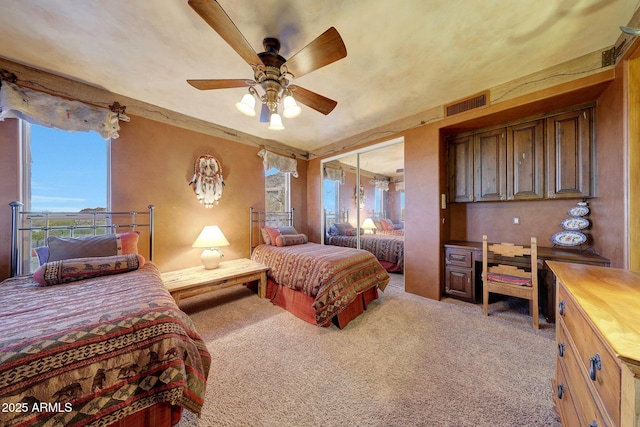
[186,0,347,130]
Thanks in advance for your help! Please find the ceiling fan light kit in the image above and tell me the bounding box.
[187,0,347,131]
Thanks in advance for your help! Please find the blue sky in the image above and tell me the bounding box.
[30,125,107,212]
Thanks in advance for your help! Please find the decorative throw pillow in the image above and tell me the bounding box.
[264,227,282,245]
[33,254,145,286]
[260,228,272,245]
[275,233,308,247]
[380,219,395,230]
[46,232,140,262]
[344,229,358,236]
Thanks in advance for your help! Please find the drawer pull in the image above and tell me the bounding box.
[556,383,564,399]
[589,354,602,381]
[557,342,565,358]
[450,254,465,262]
[558,299,566,316]
[588,422,598,427]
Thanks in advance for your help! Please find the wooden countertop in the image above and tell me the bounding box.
[547,261,640,373]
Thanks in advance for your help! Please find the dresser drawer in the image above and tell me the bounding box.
[557,321,612,427]
[554,359,581,427]
[557,284,621,425]
[445,248,472,268]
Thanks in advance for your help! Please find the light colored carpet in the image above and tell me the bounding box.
[177,274,560,427]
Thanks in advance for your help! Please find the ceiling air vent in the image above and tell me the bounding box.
[445,91,489,117]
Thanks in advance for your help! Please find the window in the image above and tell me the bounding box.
[323,178,339,213]
[374,187,385,217]
[20,121,110,271]
[23,122,110,212]
[265,168,290,212]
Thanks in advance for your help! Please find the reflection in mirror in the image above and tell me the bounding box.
[321,139,405,278]
[321,138,404,245]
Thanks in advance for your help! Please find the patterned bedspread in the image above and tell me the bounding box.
[0,264,211,427]
[251,243,390,325]
[325,234,404,271]
[377,229,404,237]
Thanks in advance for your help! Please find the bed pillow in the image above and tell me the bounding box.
[344,229,357,236]
[263,227,282,246]
[277,226,298,235]
[33,253,145,286]
[260,228,272,245]
[46,231,140,262]
[275,233,308,247]
[380,219,395,230]
[34,246,49,266]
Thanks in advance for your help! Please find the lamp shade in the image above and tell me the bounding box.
[268,113,285,130]
[282,95,301,118]
[192,226,230,248]
[361,218,376,229]
[235,93,256,116]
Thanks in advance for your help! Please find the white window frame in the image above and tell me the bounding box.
[20,120,112,211]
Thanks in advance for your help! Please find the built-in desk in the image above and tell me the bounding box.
[443,241,610,323]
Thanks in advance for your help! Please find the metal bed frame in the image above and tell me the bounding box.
[9,201,154,276]
[249,207,294,254]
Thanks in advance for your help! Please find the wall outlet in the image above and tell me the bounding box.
[513,217,520,225]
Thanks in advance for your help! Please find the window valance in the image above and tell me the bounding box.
[257,148,298,178]
[370,178,390,191]
[0,81,122,139]
[323,167,345,184]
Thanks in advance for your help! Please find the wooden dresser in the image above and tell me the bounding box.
[547,261,640,427]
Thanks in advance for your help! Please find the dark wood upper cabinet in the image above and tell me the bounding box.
[546,108,592,199]
[474,128,507,201]
[446,105,594,203]
[447,134,474,202]
[506,120,544,200]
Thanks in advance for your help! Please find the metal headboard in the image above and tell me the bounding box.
[249,207,294,254]
[9,201,155,276]
[324,208,349,233]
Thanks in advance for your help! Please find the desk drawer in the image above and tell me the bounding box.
[445,248,472,268]
[557,283,621,425]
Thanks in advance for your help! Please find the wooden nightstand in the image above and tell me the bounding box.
[161,258,269,305]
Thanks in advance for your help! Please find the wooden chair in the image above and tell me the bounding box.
[482,235,539,329]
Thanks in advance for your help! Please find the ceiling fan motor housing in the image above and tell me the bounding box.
[256,38,289,113]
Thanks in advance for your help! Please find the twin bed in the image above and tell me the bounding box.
[1,203,210,427]
[249,208,390,329]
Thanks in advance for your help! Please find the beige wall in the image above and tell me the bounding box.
[0,119,20,279]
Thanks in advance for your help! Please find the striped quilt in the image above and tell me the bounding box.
[251,243,390,325]
[0,263,211,427]
[325,234,404,271]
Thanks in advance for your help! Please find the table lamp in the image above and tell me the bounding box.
[192,225,230,269]
[361,218,376,234]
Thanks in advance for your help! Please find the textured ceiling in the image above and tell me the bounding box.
[0,0,638,155]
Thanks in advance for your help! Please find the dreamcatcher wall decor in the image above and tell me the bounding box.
[188,154,225,208]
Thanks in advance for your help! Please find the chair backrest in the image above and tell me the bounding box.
[482,235,538,281]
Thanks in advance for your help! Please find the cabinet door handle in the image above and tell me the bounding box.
[558,299,566,316]
[557,342,565,358]
[557,383,564,399]
[589,354,602,381]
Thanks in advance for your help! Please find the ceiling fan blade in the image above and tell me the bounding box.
[290,85,337,115]
[188,0,262,66]
[260,104,270,122]
[283,27,347,78]
[187,79,252,90]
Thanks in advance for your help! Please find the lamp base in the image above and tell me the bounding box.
[201,248,223,269]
